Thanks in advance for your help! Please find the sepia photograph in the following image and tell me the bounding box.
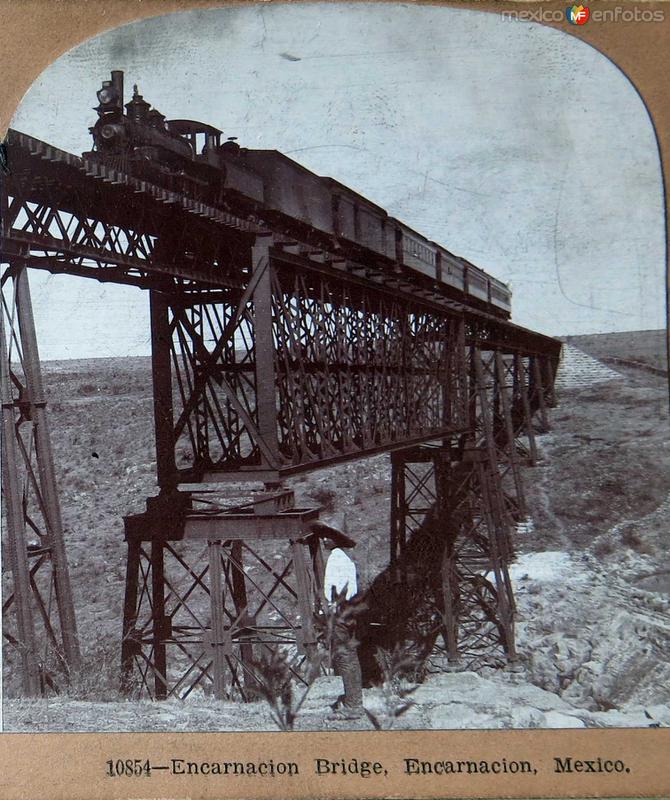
[0,0,667,767]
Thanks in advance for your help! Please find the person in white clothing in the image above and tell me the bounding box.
[323,544,358,604]
[309,519,365,720]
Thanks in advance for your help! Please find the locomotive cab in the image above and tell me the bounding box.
[166,120,264,204]
[167,120,222,165]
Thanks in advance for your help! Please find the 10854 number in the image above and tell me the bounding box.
[106,759,151,777]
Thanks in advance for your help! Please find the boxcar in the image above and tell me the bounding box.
[325,179,394,260]
[239,150,334,234]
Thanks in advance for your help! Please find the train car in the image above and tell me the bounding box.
[325,179,395,261]
[237,149,334,235]
[459,256,512,312]
[455,257,486,304]
[385,217,513,316]
[489,275,512,315]
[434,245,466,293]
[391,219,438,279]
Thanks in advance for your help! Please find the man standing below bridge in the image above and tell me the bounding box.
[310,519,365,721]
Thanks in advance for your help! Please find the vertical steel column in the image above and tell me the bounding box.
[14,266,81,672]
[188,302,211,466]
[150,289,177,489]
[532,356,549,432]
[467,343,478,432]
[473,350,513,558]
[475,460,517,660]
[494,352,527,517]
[390,453,406,581]
[516,354,537,466]
[456,319,468,428]
[473,351,499,478]
[208,541,228,700]
[435,452,459,663]
[120,536,141,692]
[443,318,467,429]
[150,541,168,699]
[0,305,40,695]
[229,540,256,692]
[543,355,557,408]
[251,235,279,469]
[491,350,504,442]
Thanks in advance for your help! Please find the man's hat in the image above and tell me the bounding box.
[307,519,356,549]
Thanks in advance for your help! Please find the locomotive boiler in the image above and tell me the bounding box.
[86,71,512,317]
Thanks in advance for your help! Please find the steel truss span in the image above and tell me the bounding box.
[156,240,469,486]
[1,127,561,697]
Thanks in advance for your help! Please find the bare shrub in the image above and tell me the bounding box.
[311,486,337,511]
[592,537,615,557]
[249,590,366,730]
[247,649,323,731]
[77,382,98,396]
[364,645,419,730]
[65,642,123,701]
[620,524,652,554]
[108,381,129,396]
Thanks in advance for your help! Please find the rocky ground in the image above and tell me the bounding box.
[7,668,670,733]
[2,333,669,731]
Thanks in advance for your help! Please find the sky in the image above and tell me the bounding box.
[8,3,666,360]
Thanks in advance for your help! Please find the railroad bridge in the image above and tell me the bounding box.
[0,127,561,698]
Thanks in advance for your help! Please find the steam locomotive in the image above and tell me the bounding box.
[86,71,512,317]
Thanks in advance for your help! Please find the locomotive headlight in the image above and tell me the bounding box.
[100,124,117,140]
[97,87,119,106]
[98,123,127,147]
[95,79,122,118]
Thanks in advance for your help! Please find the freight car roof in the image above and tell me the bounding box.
[321,177,388,216]
[238,149,322,177]
[238,151,388,215]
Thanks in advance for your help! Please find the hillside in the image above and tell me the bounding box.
[566,329,667,373]
[2,331,669,731]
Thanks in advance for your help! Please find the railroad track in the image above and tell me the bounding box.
[601,355,668,378]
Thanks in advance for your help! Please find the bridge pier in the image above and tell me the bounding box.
[378,345,560,676]
[0,260,80,694]
[120,488,323,700]
[383,439,516,674]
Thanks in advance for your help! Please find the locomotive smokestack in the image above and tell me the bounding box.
[110,70,124,107]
